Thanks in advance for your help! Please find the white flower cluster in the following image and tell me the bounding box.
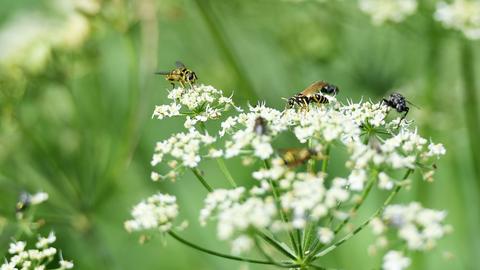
[377,202,451,250]
[359,0,418,25]
[346,129,445,190]
[0,0,99,73]
[1,232,73,270]
[125,193,179,233]
[152,84,238,129]
[150,129,216,180]
[382,250,411,270]
[369,202,451,268]
[200,188,276,246]
[434,0,480,40]
[144,84,449,262]
[220,104,288,159]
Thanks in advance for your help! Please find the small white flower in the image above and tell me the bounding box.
[8,241,26,254]
[348,169,367,191]
[231,235,253,255]
[426,143,446,157]
[30,192,48,205]
[36,231,56,249]
[125,193,179,233]
[382,250,411,270]
[318,227,334,244]
[378,172,394,190]
[360,0,418,25]
[59,260,74,269]
[435,0,480,40]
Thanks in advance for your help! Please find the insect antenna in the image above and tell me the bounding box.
[155,71,171,75]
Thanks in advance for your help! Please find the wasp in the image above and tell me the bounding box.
[155,61,198,88]
[280,148,322,167]
[382,93,412,125]
[253,116,267,135]
[286,81,339,109]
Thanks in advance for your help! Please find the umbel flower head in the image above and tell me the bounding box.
[359,0,418,25]
[125,192,179,233]
[128,83,449,269]
[1,232,73,270]
[434,0,480,40]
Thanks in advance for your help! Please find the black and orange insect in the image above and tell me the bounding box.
[279,148,321,168]
[155,61,198,88]
[286,81,339,109]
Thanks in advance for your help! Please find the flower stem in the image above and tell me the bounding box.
[264,160,300,258]
[197,122,237,188]
[321,146,331,173]
[333,170,378,235]
[302,145,332,253]
[169,231,296,267]
[307,169,413,263]
[215,158,237,188]
[460,40,480,194]
[191,0,258,101]
[256,231,297,261]
[191,168,214,192]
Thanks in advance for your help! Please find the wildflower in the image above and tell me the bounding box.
[8,241,26,254]
[30,192,49,205]
[124,193,179,233]
[1,233,72,270]
[380,203,449,250]
[318,227,334,244]
[382,250,411,270]
[435,0,480,40]
[231,235,253,255]
[359,0,418,25]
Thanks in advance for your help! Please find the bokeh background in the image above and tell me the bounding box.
[0,0,479,269]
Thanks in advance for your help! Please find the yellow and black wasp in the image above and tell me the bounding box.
[155,61,198,88]
[286,81,339,109]
[279,148,322,168]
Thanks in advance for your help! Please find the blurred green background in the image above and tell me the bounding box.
[0,0,479,269]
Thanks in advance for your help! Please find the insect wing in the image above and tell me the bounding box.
[301,81,326,96]
[175,61,186,68]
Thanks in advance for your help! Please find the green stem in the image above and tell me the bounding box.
[460,40,480,194]
[197,122,237,188]
[169,231,295,267]
[255,231,297,261]
[333,170,378,234]
[191,168,214,192]
[307,169,412,263]
[307,139,316,173]
[253,235,276,263]
[321,146,331,173]
[264,160,300,258]
[191,0,258,101]
[216,158,237,187]
[302,145,331,253]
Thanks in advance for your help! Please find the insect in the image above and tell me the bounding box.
[280,148,321,167]
[286,81,339,109]
[382,93,411,125]
[253,116,267,135]
[15,192,30,214]
[155,61,198,88]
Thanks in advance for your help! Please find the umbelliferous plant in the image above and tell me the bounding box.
[125,83,449,270]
